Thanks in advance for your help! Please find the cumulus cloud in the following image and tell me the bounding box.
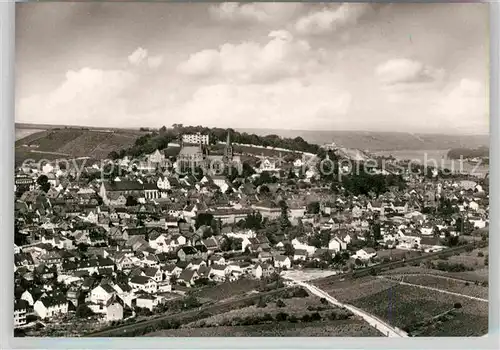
[128,47,163,68]
[209,2,303,25]
[128,47,148,66]
[17,68,136,126]
[295,3,371,35]
[169,78,352,130]
[177,30,325,84]
[432,78,488,132]
[375,58,445,87]
[147,55,164,69]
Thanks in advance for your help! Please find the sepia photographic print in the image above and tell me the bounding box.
[13,2,489,338]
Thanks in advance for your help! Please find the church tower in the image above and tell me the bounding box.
[224,131,233,163]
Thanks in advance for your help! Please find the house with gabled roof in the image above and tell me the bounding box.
[253,263,274,279]
[105,296,124,322]
[273,255,291,269]
[89,284,116,310]
[177,246,199,262]
[34,294,69,320]
[129,275,158,294]
[178,269,199,286]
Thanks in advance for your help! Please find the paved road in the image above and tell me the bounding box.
[285,278,408,338]
[378,276,488,302]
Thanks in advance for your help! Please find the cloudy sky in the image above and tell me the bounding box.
[15,2,489,134]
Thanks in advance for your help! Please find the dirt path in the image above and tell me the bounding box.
[26,150,71,156]
[384,272,484,285]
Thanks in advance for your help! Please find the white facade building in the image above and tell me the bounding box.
[182,133,209,145]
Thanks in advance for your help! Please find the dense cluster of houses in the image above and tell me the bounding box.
[13,137,489,329]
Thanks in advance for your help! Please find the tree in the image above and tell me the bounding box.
[284,243,295,257]
[276,299,286,308]
[307,201,320,214]
[36,175,51,192]
[230,237,243,251]
[182,295,201,310]
[296,218,305,237]
[279,201,291,232]
[108,151,120,160]
[371,222,382,241]
[260,185,270,194]
[195,213,214,230]
[36,174,48,186]
[170,274,178,285]
[76,304,94,318]
[210,217,221,236]
[14,224,28,246]
[125,195,138,207]
[241,162,255,178]
[244,212,263,230]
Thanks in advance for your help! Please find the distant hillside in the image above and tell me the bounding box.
[15,122,142,132]
[447,146,489,159]
[15,128,146,166]
[238,128,489,152]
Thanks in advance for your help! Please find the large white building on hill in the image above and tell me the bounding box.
[182,133,209,145]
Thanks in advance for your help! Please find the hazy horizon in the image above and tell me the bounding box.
[15,121,490,137]
[15,2,489,134]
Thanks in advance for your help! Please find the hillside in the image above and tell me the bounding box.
[15,128,145,166]
[238,128,489,152]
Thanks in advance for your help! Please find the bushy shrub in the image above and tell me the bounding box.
[275,312,289,322]
[276,299,286,308]
[310,312,322,322]
[262,313,273,322]
[292,288,309,298]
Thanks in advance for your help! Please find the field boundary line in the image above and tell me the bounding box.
[383,272,487,285]
[378,276,488,302]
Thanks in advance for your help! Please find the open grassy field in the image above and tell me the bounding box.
[382,266,489,284]
[313,276,399,303]
[386,274,488,299]
[413,308,488,337]
[445,247,488,269]
[146,319,383,337]
[348,283,488,336]
[192,278,261,302]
